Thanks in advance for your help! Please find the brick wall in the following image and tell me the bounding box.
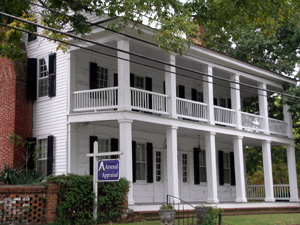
[0,184,59,224]
[0,56,32,169]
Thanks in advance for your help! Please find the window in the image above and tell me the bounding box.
[182,154,188,183]
[136,143,146,181]
[223,153,230,184]
[97,66,108,88]
[98,138,109,159]
[199,151,206,183]
[38,58,49,97]
[134,76,144,89]
[156,151,162,182]
[220,98,226,107]
[197,92,204,102]
[37,138,48,176]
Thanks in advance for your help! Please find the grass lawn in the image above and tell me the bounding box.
[109,213,300,225]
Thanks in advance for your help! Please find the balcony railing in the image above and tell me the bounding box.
[214,106,235,127]
[131,88,169,115]
[241,112,264,132]
[73,87,118,112]
[176,98,207,121]
[246,184,290,200]
[269,118,288,136]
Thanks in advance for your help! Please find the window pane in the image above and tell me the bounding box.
[200,167,207,183]
[199,151,206,182]
[136,163,146,180]
[134,76,144,89]
[37,160,47,176]
[136,143,146,181]
[97,66,108,88]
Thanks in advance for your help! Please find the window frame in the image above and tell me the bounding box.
[96,65,109,89]
[223,152,231,185]
[134,75,145,90]
[37,57,49,98]
[182,153,188,183]
[196,91,204,103]
[199,151,207,184]
[37,138,48,176]
[155,150,162,182]
[135,143,147,182]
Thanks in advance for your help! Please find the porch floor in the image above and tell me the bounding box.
[129,201,300,212]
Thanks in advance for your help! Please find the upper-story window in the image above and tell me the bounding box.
[97,66,108,88]
[38,58,49,98]
[220,98,226,107]
[134,76,145,89]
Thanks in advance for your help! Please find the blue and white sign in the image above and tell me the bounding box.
[98,159,120,182]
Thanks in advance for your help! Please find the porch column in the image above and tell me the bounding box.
[262,140,275,202]
[67,123,77,173]
[165,52,177,118]
[231,74,242,130]
[118,119,134,205]
[203,65,215,125]
[233,136,247,202]
[205,132,219,203]
[283,101,293,138]
[287,144,299,202]
[67,51,76,114]
[166,126,179,198]
[258,83,269,134]
[117,38,131,111]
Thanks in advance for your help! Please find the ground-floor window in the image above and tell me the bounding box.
[98,138,109,159]
[136,143,146,181]
[223,152,230,184]
[199,151,206,183]
[37,138,48,176]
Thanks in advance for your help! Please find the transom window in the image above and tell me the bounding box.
[182,154,188,183]
[37,138,48,176]
[156,151,162,182]
[97,66,108,88]
[199,151,206,183]
[38,58,48,97]
[134,76,144,89]
[223,153,230,184]
[136,143,146,181]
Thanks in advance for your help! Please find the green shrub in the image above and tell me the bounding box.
[47,174,129,225]
[202,207,222,225]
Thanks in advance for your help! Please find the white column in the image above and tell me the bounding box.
[233,136,247,202]
[165,52,177,118]
[118,119,134,205]
[203,65,215,125]
[67,123,77,173]
[283,101,293,138]
[262,140,275,202]
[258,83,269,134]
[287,144,299,202]
[231,74,242,130]
[117,38,131,111]
[67,52,76,114]
[166,126,179,199]
[205,132,219,203]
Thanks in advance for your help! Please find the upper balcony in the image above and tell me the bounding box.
[68,38,293,138]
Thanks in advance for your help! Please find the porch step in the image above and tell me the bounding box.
[138,207,300,220]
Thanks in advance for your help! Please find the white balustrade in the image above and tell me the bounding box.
[214,106,235,126]
[131,88,169,114]
[269,118,288,136]
[273,184,290,200]
[241,112,264,132]
[73,87,118,111]
[176,98,207,121]
[246,185,265,200]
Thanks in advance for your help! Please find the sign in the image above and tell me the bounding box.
[98,159,120,182]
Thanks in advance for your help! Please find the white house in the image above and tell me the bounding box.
[24,16,299,209]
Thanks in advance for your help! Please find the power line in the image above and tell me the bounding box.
[1,11,299,100]
[23,0,298,84]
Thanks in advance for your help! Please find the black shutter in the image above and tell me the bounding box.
[111,138,118,159]
[132,141,136,183]
[193,148,200,185]
[146,77,152,109]
[28,25,37,42]
[227,98,232,109]
[214,98,218,106]
[218,151,224,185]
[163,81,166,94]
[147,143,153,183]
[26,137,36,170]
[26,58,37,101]
[192,88,197,101]
[114,73,118,87]
[47,135,54,176]
[230,152,236,186]
[130,73,135,87]
[48,53,56,97]
[179,85,185,98]
[90,62,98,89]
[89,136,98,175]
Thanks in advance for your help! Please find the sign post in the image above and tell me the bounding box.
[86,141,123,220]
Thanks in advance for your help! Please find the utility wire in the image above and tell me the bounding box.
[1,11,299,100]
[23,0,298,83]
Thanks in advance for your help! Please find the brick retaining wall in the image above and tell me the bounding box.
[0,184,59,224]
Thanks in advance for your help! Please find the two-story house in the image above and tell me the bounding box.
[23,15,299,210]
